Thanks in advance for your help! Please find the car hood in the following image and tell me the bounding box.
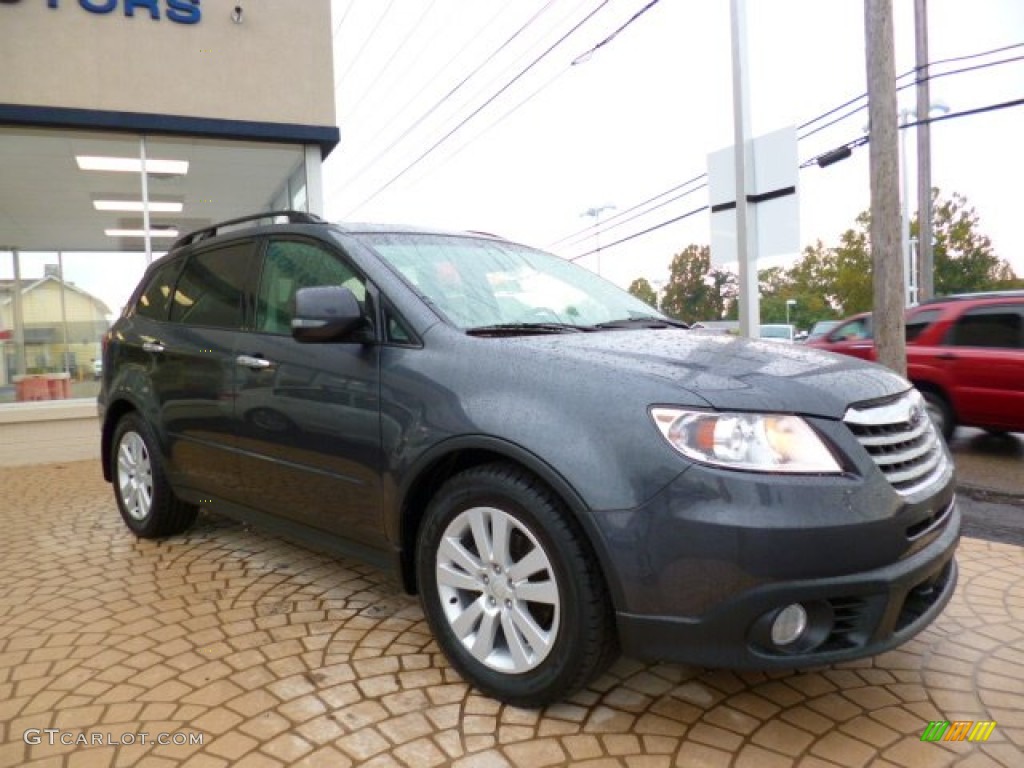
[509,329,909,419]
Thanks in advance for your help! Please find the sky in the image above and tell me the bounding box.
[322,0,1024,293]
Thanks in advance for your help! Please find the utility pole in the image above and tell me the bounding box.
[864,0,906,376]
[730,0,759,339]
[915,0,935,301]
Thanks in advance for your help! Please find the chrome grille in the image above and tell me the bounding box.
[844,390,947,495]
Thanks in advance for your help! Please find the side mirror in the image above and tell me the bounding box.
[292,285,370,343]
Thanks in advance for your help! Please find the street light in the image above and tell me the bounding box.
[785,298,796,326]
[899,103,948,306]
[581,204,616,276]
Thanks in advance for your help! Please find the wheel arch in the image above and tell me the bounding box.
[395,437,622,607]
[101,397,140,482]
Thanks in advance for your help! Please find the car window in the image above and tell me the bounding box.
[256,239,367,335]
[831,317,871,341]
[944,305,1023,349]
[905,308,942,342]
[169,242,254,329]
[361,233,666,329]
[134,258,182,321]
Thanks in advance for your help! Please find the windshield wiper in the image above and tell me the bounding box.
[594,317,689,330]
[465,322,592,336]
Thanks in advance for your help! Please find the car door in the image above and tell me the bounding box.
[232,236,385,546]
[936,302,1024,430]
[153,239,258,499]
[821,315,875,361]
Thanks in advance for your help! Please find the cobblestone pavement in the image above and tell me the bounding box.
[1,462,1022,768]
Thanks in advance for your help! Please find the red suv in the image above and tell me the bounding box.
[807,292,1024,439]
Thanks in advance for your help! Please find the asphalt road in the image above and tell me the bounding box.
[959,485,1024,547]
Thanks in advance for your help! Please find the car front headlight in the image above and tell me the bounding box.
[650,407,842,474]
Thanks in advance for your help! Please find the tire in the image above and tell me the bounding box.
[921,390,955,441]
[111,413,197,538]
[416,463,617,708]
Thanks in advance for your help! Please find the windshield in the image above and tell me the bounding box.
[359,233,667,329]
[760,324,793,340]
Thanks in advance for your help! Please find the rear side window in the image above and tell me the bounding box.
[134,259,182,321]
[170,242,254,329]
[905,309,941,341]
[944,305,1023,349]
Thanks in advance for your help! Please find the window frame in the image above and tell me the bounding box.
[168,239,259,331]
[252,235,377,340]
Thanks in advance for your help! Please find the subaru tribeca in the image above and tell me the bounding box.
[99,212,959,706]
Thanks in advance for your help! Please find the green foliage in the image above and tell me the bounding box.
[927,191,1017,295]
[626,277,658,309]
[658,244,736,323]
[642,189,1016,329]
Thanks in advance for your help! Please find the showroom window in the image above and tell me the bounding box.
[0,125,315,404]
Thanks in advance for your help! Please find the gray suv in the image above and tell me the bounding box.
[99,212,959,706]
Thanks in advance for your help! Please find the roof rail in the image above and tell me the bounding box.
[919,289,1024,305]
[170,210,325,250]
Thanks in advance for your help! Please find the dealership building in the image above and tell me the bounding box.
[0,0,338,464]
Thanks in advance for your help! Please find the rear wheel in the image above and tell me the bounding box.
[111,413,197,538]
[416,463,617,707]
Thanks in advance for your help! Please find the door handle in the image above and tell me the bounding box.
[936,352,957,360]
[236,355,274,370]
[142,341,165,353]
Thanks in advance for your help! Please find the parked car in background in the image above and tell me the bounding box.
[805,320,840,343]
[807,292,1024,438]
[99,212,959,706]
[759,323,795,342]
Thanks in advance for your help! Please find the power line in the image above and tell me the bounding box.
[336,0,563,194]
[569,205,709,261]
[797,41,1024,135]
[563,182,708,252]
[572,95,1024,261]
[550,173,707,247]
[334,0,399,98]
[341,0,441,120]
[345,0,614,216]
[798,52,1024,141]
[571,0,663,65]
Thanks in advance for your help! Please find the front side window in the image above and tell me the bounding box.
[256,240,366,335]
[134,258,182,321]
[905,308,942,342]
[170,242,254,329]
[944,305,1023,349]
[832,317,872,341]
[361,234,665,329]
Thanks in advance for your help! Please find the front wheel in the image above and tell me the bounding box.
[921,390,955,441]
[111,413,197,538]
[416,464,617,707]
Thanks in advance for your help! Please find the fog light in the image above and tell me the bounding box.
[771,603,808,646]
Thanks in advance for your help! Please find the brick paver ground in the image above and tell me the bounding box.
[1,461,1021,767]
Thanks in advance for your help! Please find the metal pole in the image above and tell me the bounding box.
[11,248,25,376]
[915,0,934,300]
[140,136,153,264]
[57,251,70,376]
[730,0,759,338]
[900,111,914,305]
[865,0,907,376]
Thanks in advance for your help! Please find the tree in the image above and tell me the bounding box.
[627,277,658,309]
[659,245,735,323]
[927,191,1017,294]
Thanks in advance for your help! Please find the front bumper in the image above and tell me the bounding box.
[586,441,959,668]
[615,501,958,667]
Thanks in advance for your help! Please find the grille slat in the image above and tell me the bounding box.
[844,391,947,495]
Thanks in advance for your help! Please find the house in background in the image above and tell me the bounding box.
[0,267,111,394]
